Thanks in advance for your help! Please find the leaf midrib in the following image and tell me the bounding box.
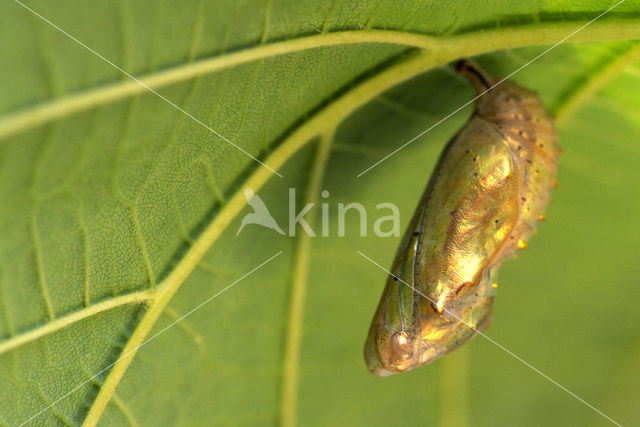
[81,46,444,427]
[2,17,640,141]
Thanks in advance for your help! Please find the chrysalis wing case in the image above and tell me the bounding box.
[364,60,560,376]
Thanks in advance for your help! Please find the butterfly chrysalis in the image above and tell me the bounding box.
[365,60,560,376]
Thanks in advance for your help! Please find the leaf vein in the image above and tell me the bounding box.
[131,81,199,206]
[279,129,336,427]
[36,383,76,427]
[115,0,133,76]
[0,290,154,355]
[33,13,65,98]
[0,267,15,337]
[131,206,156,288]
[163,306,203,348]
[77,205,91,307]
[226,60,265,145]
[322,0,342,33]
[187,0,205,62]
[81,48,444,427]
[2,22,640,141]
[111,97,141,205]
[109,393,140,427]
[29,207,55,321]
[259,56,299,148]
[554,41,640,124]
[260,0,274,44]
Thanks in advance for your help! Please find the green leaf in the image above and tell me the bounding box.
[1,1,639,426]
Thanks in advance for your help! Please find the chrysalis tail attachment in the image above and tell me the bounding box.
[456,59,493,92]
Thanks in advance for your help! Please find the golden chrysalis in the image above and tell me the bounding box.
[364,60,560,376]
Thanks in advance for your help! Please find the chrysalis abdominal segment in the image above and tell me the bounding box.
[364,60,560,376]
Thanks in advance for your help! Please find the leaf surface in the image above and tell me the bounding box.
[0,1,639,426]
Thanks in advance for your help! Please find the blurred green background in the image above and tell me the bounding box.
[0,1,639,426]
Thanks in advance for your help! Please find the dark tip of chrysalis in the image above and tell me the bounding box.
[455,59,493,92]
[454,59,470,73]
